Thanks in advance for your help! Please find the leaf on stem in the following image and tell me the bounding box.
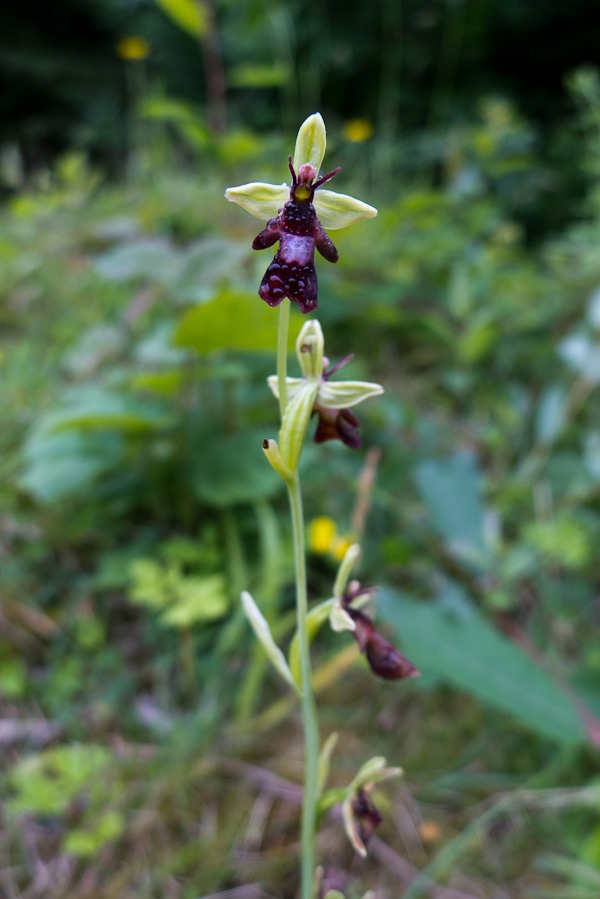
[241,591,299,693]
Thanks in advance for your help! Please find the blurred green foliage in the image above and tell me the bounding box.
[2,12,600,896]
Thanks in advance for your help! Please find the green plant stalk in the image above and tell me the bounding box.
[287,473,320,898]
[276,303,319,898]
[277,299,290,416]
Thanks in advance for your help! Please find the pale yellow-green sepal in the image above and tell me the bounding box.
[329,603,356,633]
[314,189,378,230]
[351,756,403,788]
[224,182,288,220]
[267,375,304,402]
[296,319,325,379]
[317,379,384,409]
[293,112,326,174]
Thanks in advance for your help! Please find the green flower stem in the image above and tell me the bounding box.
[276,301,318,897]
[277,301,290,417]
[287,473,319,899]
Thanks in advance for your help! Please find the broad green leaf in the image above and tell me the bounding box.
[64,810,125,857]
[40,389,172,434]
[161,574,228,626]
[130,370,184,395]
[155,0,208,37]
[524,516,591,569]
[129,560,228,626]
[173,239,248,302]
[173,288,303,354]
[229,64,289,89]
[535,386,567,443]
[559,332,600,384]
[191,428,281,506]
[140,96,207,125]
[414,452,490,569]
[19,430,124,502]
[379,587,588,745]
[95,238,180,284]
[7,745,113,816]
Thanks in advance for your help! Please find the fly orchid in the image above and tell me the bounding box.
[225,113,377,313]
[329,545,420,682]
[266,319,384,472]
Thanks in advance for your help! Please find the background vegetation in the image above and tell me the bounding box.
[2,1,600,896]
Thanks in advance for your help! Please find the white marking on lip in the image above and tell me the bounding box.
[279,235,314,265]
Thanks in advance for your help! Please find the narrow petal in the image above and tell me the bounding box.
[330,601,357,633]
[293,112,326,175]
[225,182,288,220]
[267,375,305,401]
[318,380,384,409]
[314,190,378,230]
[342,796,368,858]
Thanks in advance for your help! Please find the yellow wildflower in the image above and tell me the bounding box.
[116,36,151,61]
[308,516,337,555]
[342,119,374,143]
[308,516,354,560]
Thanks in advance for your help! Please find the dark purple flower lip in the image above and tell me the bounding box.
[251,158,340,314]
[351,787,383,847]
[314,405,361,449]
[312,355,363,448]
[342,590,420,681]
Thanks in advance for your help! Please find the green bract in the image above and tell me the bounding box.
[225,113,378,230]
[241,590,299,693]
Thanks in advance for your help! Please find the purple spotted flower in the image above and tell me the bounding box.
[252,158,340,313]
[225,113,377,313]
[267,321,384,453]
[329,566,419,682]
[340,755,403,858]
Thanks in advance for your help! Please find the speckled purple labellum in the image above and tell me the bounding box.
[252,157,340,314]
[346,607,420,681]
[314,405,361,448]
[351,787,382,848]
